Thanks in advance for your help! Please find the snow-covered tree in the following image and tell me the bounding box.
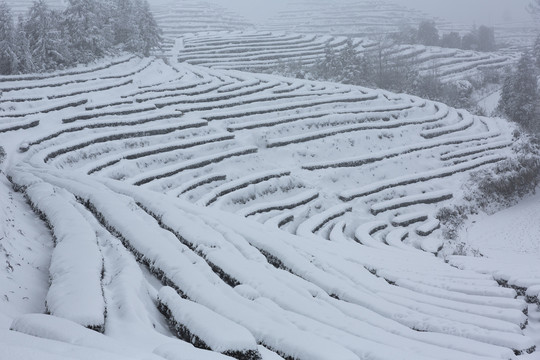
[440,32,461,49]
[477,26,495,52]
[63,0,111,62]
[528,0,540,21]
[14,15,35,73]
[134,0,162,56]
[0,0,162,74]
[25,0,70,70]
[0,1,19,74]
[417,20,439,46]
[533,35,540,69]
[499,52,538,130]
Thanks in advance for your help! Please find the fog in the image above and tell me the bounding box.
[402,0,532,25]
[206,0,533,25]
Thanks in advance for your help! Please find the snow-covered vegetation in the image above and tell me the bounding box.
[0,0,161,74]
[0,0,539,359]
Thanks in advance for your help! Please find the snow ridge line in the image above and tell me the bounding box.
[86,133,235,175]
[370,190,454,215]
[0,98,88,118]
[354,221,389,249]
[8,173,106,332]
[62,104,157,123]
[20,112,187,152]
[172,174,227,197]
[47,79,134,100]
[122,78,213,98]
[151,81,282,107]
[420,112,474,139]
[416,217,442,237]
[197,170,292,206]
[268,105,450,148]
[226,102,414,132]
[440,140,512,161]
[296,204,353,239]
[203,93,378,121]
[0,55,135,83]
[302,128,501,170]
[131,146,258,186]
[0,119,39,133]
[236,190,319,217]
[42,122,207,163]
[339,155,506,201]
[149,81,237,105]
[157,287,262,360]
[391,212,429,227]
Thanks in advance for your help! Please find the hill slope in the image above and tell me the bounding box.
[0,56,538,359]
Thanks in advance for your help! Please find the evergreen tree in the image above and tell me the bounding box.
[417,20,439,46]
[110,0,138,49]
[499,52,538,129]
[135,0,162,56]
[26,0,69,70]
[0,0,162,74]
[440,32,461,49]
[14,15,35,73]
[63,0,110,62]
[461,32,477,50]
[533,35,540,69]
[477,26,495,52]
[0,1,19,74]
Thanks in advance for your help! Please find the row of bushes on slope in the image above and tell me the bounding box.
[393,20,496,52]
[437,132,540,243]
[0,0,161,75]
[274,39,501,114]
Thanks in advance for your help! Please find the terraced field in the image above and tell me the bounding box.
[262,0,425,37]
[178,30,515,83]
[1,54,538,360]
[150,0,253,43]
[147,0,424,40]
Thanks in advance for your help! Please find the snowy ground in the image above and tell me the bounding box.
[456,193,540,360]
[0,1,538,359]
[0,51,537,359]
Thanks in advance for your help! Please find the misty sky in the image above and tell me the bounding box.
[209,0,533,25]
[404,0,532,25]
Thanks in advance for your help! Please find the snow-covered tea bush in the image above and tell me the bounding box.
[0,146,5,165]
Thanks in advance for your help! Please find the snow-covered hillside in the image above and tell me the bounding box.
[177,30,514,83]
[0,51,539,359]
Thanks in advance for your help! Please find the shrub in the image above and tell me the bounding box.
[0,146,5,167]
[438,135,540,240]
[436,204,475,240]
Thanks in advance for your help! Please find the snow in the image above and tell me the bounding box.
[20,179,105,330]
[154,342,236,360]
[9,314,163,360]
[0,30,538,359]
[157,286,259,355]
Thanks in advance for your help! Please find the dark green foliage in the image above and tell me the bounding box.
[469,140,540,210]
[477,26,496,52]
[25,0,70,71]
[307,38,476,110]
[436,205,474,240]
[0,0,162,74]
[533,34,540,69]
[0,1,18,74]
[440,32,461,49]
[417,20,439,46]
[439,137,540,240]
[498,52,538,130]
[391,20,496,52]
[0,146,5,165]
